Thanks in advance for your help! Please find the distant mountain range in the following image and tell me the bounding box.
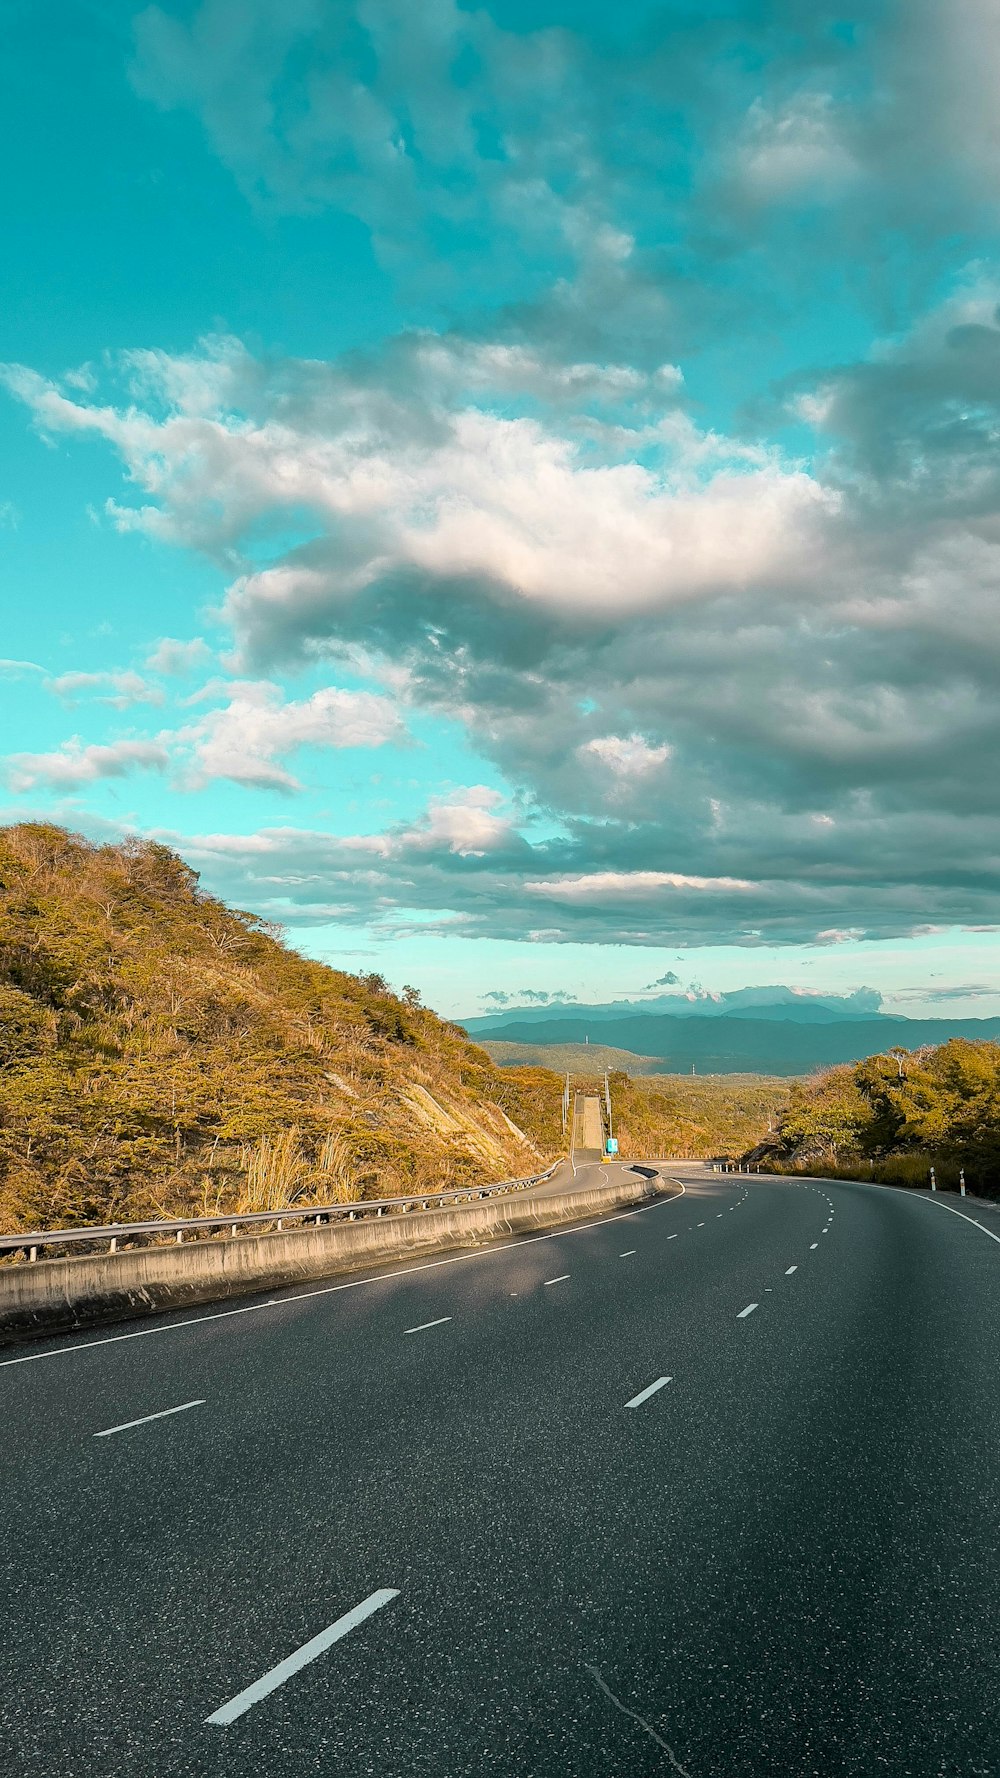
[460,987,1000,1076]
[463,986,884,1032]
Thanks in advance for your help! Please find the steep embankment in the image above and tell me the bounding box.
[0,824,562,1232]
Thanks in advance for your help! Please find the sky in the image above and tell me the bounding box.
[3,0,1000,1018]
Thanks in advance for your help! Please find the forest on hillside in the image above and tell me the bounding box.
[766,1039,1000,1197]
[0,824,563,1233]
[600,1072,790,1160]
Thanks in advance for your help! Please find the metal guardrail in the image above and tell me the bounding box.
[0,1161,564,1261]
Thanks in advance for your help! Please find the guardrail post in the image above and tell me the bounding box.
[176,1229,184,1242]
[109,1237,117,1253]
[29,1246,37,1263]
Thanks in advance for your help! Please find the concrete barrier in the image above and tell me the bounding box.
[0,1173,680,1346]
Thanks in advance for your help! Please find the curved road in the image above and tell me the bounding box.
[2,1164,999,1776]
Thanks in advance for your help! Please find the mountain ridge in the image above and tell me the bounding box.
[469,1012,1000,1077]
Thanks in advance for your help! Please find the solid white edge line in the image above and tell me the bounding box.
[403,1317,451,1335]
[206,1589,400,1726]
[0,1184,689,1369]
[922,1201,1000,1247]
[736,1303,758,1318]
[757,1170,1000,1253]
[93,1399,205,1437]
[543,1274,570,1286]
[624,1376,672,1409]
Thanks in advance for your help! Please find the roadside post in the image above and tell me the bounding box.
[930,1167,937,1192]
[960,1167,966,1197]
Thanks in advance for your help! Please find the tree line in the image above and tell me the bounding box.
[763,1039,1000,1196]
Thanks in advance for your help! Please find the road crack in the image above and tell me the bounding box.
[583,1663,693,1776]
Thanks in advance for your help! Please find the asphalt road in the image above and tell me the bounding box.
[2,1164,999,1777]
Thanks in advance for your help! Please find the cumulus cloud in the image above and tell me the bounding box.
[527,871,758,903]
[174,682,406,791]
[738,93,858,201]
[1,343,834,634]
[2,681,406,798]
[398,788,515,859]
[6,739,169,792]
[11,1,1000,952]
[483,988,578,1006]
[581,734,672,776]
[47,669,164,708]
[644,971,681,988]
[145,636,212,674]
[7,292,1000,944]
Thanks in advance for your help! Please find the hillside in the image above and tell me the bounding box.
[763,1039,1000,1198]
[483,1040,664,1075]
[0,824,563,1233]
[590,1072,791,1161]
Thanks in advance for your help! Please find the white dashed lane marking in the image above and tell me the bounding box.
[93,1400,205,1438]
[624,1376,673,1409]
[206,1590,400,1727]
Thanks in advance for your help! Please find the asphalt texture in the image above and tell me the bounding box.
[2,1164,999,1778]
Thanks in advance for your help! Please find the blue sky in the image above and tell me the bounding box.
[4,0,1000,1018]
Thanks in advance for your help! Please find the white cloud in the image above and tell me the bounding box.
[740,94,858,199]
[5,739,169,791]
[175,682,406,790]
[8,281,1000,946]
[580,734,672,775]
[527,871,757,902]
[401,787,513,857]
[3,682,406,798]
[145,636,213,674]
[2,347,835,636]
[47,669,164,708]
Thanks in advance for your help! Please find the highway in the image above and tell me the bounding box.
[2,1163,999,1776]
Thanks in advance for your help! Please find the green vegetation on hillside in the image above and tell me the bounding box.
[765,1039,1000,1197]
[590,1071,790,1160]
[0,824,562,1233]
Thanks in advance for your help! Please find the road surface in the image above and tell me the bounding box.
[2,1164,999,1776]
[571,1093,604,1159]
